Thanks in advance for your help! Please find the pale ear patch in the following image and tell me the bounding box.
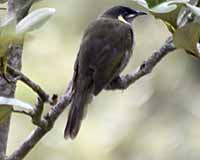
[118,15,128,24]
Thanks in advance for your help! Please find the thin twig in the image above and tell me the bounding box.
[31,97,47,128]
[12,97,49,128]
[6,82,73,160]
[7,67,58,129]
[7,66,56,104]
[12,108,33,117]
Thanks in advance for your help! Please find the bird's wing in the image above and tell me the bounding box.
[92,44,126,95]
[77,19,133,95]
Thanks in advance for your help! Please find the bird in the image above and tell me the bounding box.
[64,5,147,139]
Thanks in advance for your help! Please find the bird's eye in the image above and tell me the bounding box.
[124,11,128,16]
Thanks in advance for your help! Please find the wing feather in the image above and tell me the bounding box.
[77,18,133,95]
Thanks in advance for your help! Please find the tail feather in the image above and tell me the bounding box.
[64,80,92,139]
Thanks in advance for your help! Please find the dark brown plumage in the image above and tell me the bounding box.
[64,6,146,139]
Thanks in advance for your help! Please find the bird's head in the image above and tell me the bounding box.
[101,6,147,24]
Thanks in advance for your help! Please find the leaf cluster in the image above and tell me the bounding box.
[134,0,200,57]
[0,6,56,120]
[0,7,56,78]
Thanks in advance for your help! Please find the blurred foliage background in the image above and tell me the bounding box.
[4,0,200,159]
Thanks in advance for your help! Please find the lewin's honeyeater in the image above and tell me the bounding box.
[64,6,147,139]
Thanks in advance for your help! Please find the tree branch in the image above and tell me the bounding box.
[7,66,57,104]
[107,37,175,90]
[0,0,39,158]
[6,37,175,160]
[6,82,73,160]
[0,0,23,158]
[12,96,55,128]
[12,108,32,117]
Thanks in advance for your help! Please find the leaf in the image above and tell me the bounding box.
[0,96,33,111]
[153,2,186,31]
[173,22,200,57]
[133,0,189,30]
[0,106,12,124]
[134,0,166,8]
[186,3,200,16]
[0,15,16,57]
[134,0,200,57]
[1,55,7,77]
[0,16,17,77]
[146,0,166,8]
[0,0,7,3]
[135,0,149,9]
[16,8,56,34]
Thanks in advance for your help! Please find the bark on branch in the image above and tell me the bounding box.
[7,66,55,104]
[107,37,175,90]
[0,0,37,159]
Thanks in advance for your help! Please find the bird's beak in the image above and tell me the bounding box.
[136,11,147,16]
[127,11,147,19]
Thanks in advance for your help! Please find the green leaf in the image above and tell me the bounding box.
[134,0,200,58]
[1,55,7,77]
[0,16,16,57]
[0,96,33,111]
[133,0,188,30]
[135,0,149,9]
[146,0,166,8]
[173,22,200,57]
[0,96,33,124]
[16,8,56,34]
[0,0,7,3]
[0,16,17,77]
[0,105,11,124]
[186,3,200,16]
[153,2,186,31]
[135,0,166,8]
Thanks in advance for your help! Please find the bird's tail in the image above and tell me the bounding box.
[64,78,92,139]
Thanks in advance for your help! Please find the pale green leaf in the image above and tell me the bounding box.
[0,0,7,3]
[0,96,33,110]
[0,16,16,57]
[146,0,166,8]
[173,22,200,57]
[150,1,177,13]
[0,16,17,76]
[0,105,11,124]
[134,0,149,9]
[186,3,200,16]
[0,15,16,37]
[16,8,56,34]
[133,0,189,30]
